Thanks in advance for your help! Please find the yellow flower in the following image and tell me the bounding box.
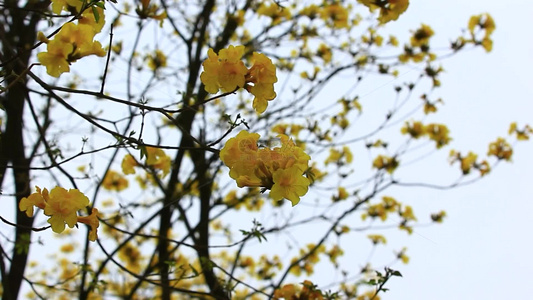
[121,154,138,175]
[367,234,387,245]
[317,43,332,63]
[218,45,248,92]
[401,120,425,138]
[397,248,409,264]
[324,147,352,165]
[60,243,75,253]
[274,284,297,299]
[136,0,167,26]
[50,0,83,15]
[247,52,278,113]
[425,123,451,148]
[320,3,349,28]
[257,2,292,25]
[410,24,434,47]
[372,155,399,174]
[43,187,90,233]
[200,45,248,94]
[431,211,446,223]
[118,242,142,273]
[219,130,260,169]
[56,23,97,56]
[147,49,167,71]
[359,0,409,24]
[102,170,129,191]
[460,152,478,174]
[19,187,47,217]
[77,208,100,241]
[145,147,171,176]
[200,48,223,94]
[468,13,495,52]
[38,22,106,77]
[270,165,310,206]
[300,4,320,18]
[400,205,417,221]
[220,131,311,205]
[487,137,512,161]
[79,6,106,33]
[37,39,73,77]
[332,187,349,201]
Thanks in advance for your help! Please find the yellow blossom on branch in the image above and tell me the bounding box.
[38,19,107,77]
[200,45,278,114]
[19,186,47,217]
[37,39,73,77]
[77,208,100,241]
[246,52,278,113]
[372,155,399,173]
[19,186,100,241]
[468,13,495,52]
[121,154,138,174]
[358,0,409,24]
[488,137,512,161]
[320,3,349,29]
[43,187,89,233]
[220,130,311,206]
[102,170,129,191]
[410,24,434,47]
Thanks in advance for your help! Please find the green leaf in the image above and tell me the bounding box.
[391,270,403,277]
[92,6,100,23]
[139,145,147,160]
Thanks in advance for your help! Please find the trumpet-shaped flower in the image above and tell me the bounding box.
[247,52,278,113]
[200,46,278,114]
[220,131,311,205]
[37,39,73,77]
[43,187,90,233]
[270,166,310,206]
[19,187,47,217]
[200,46,248,93]
[77,208,100,241]
[121,154,138,174]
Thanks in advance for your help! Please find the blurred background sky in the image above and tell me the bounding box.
[380,1,533,299]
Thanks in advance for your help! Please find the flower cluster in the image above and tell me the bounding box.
[219,130,311,206]
[468,13,495,52]
[274,280,324,300]
[358,0,409,24]
[487,137,513,161]
[37,1,106,77]
[319,3,350,28]
[372,155,399,174]
[200,45,278,113]
[135,0,167,26]
[449,150,490,176]
[401,121,452,148]
[122,146,171,177]
[19,186,99,241]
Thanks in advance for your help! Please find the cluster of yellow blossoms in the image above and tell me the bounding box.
[274,280,324,300]
[468,13,495,52]
[401,121,452,148]
[449,150,490,176]
[122,146,171,177]
[219,130,311,206]
[37,1,106,77]
[200,45,277,114]
[358,0,409,24]
[19,187,99,241]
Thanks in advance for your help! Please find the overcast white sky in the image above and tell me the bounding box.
[381,1,533,299]
[10,1,532,299]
